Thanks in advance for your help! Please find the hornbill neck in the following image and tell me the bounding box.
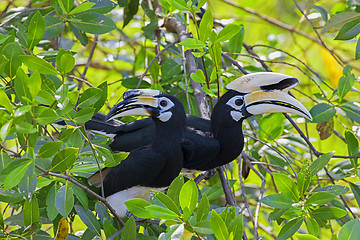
[212,119,245,168]
[151,115,186,157]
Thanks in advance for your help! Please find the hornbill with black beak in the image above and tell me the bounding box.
[87,90,189,217]
[85,72,311,172]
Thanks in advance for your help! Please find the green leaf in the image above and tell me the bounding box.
[93,82,108,113]
[210,209,229,240]
[28,71,41,101]
[39,141,63,158]
[86,0,116,14]
[356,37,360,60]
[338,218,360,240]
[306,192,336,206]
[167,0,188,11]
[69,2,96,15]
[56,182,74,217]
[260,193,295,209]
[310,103,335,123]
[37,109,59,125]
[145,205,178,220]
[297,160,311,196]
[309,152,334,176]
[125,198,152,218]
[151,191,180,216]
[44,15,64,40]
[345,131,359,168]
[51,147,79,171]
[349,182,360,208]
[323,12,360,33]
[259,113,285,141]
[273,173,299,201]
[46,183,60,220]
[193,220,213,234]
[179,179,198,213]
[0,119,13,142]
[341,101,360,124]
[78,88,102,109]
[306,217,319,236]
[58,0,74,14]
[18,162,37,198]
[314,185,349,196]
[215,24,241,43]
[199,8,213,42]
[228,214,243,240]
[14,68,31,105]
[167,174,184,207]
[202,85,217,98]
[190,69,206,83]
[228,25,244,54]
[70,184,88,210]
[16,122,37,134]
[94,145,115,166]
[197,194,210,222]
[23,195,39,227]
[0,88,13,113]
[27,11,45,50]
[71,12,117,34]
[0,209,3,230]
[121,217,136,240]
[3,42,25,78]
[75,205,101,236]
[310,206,347,220]
[277,217,303,240]
[19,55,58,75]
[179,38,206,49]
[58,52,75,76]
[313,5,328,22]
[0,150,11,173]
[338,65,356,102]
[4,160,31,190]
[103,219,117,239]
[74,107,95,124]
[335,18,360,40]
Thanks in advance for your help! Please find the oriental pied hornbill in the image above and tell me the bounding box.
[87,90,189,217]
[86,72,311,172]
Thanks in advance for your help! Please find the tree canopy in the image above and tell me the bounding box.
[0,0,360,239]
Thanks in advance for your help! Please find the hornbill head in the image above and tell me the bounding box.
[214,72,312,123]
[106,89,186,124]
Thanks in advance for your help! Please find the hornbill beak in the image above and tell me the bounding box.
[226,72,312,120]
[106,89,161,121]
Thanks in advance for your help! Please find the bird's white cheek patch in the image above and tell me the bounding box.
[159,112,172,122]
[230,111,243,122]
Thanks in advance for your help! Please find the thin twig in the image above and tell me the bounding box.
[136,40,179,88]
[78,35,98,90]
[217,166,236,206]
[222,53,249,74]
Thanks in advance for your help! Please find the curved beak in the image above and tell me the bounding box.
[244,90,312,119]
[106,93,159,121]
[226,72,312,120]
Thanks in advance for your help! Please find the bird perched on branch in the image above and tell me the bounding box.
[87,89,189,217]
[86,72,311,173]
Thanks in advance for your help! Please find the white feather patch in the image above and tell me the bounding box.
[230,111,243,122]
[159,112,172,122]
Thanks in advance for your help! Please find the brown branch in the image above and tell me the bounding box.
[217,166,236,206]
[78,35,99,90]
[222,53,249,74]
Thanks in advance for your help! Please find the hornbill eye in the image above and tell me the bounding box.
[160,100,168,107]
[235,98,244,106]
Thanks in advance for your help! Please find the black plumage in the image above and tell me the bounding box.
[87,92,188,217]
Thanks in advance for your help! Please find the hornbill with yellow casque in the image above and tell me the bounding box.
[84,72,311,173]
[87,90,189,217]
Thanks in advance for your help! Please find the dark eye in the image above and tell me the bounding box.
[235,98,243,106]
[160,100,168,107]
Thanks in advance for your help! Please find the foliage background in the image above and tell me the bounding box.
[0,0,360,239]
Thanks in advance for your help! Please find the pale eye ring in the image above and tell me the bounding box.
[235,98,244,106]
[160,100,168,107]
